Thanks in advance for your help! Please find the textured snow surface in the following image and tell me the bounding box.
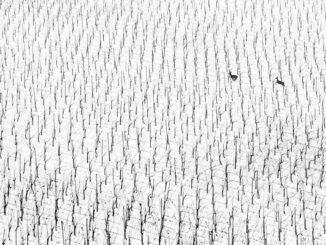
[1,0,326,244]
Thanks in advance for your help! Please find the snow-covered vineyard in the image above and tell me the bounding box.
[1,0,326,244]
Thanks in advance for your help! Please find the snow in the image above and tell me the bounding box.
[1,0,326,244]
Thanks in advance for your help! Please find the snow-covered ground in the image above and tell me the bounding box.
[1,0,326,244]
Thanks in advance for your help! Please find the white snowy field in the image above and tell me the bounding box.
[1,0,326,244]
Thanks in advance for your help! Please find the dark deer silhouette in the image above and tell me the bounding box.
[276,77,284,86]
[229,71,238,81]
